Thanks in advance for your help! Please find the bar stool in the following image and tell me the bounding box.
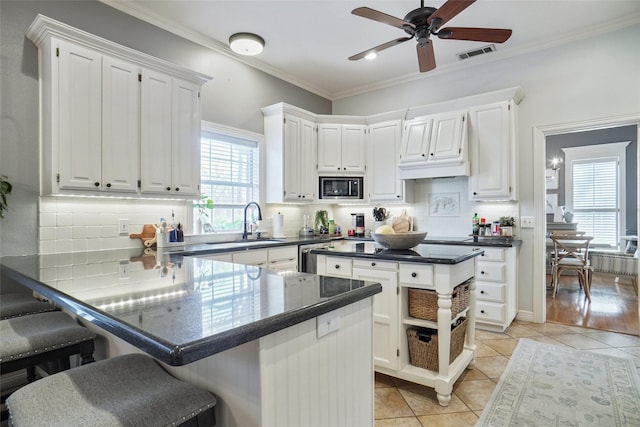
[7,353,217,427]
[0,293,58,320]
[0,311,96,382]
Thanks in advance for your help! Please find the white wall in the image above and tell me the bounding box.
[333,24,640,313]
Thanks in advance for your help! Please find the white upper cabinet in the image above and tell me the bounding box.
[101,55,140,193]
[262,103,317,203]
[468,100,518,201]
[141,75,201,197]
[56,41,103,191]
[317,124,366,174]
[398,110,469,179]
[27,15,210,198]
[367,120,412,203]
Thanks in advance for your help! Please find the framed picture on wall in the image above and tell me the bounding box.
[546,193,558,214]
[546,168,559,190]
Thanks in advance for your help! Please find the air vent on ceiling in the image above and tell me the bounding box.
[457,44,496,60]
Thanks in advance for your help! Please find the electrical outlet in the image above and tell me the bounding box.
[520,216,534,228]
[119,261,129,279]
[119,219,129,234]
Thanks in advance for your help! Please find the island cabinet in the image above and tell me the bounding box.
[317,251,477,406]
[262,103,317,203]
[26,15,210,198]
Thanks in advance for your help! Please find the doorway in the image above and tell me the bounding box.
[532,115,640,335]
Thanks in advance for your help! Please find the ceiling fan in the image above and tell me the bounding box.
[349,0,512,72]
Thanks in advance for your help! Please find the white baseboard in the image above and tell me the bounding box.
[516,310,537,323]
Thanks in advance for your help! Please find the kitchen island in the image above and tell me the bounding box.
[312,241,483,406]
[1,249,381,427]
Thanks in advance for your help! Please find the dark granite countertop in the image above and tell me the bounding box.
[1,249,381,366]
[310,241,484,264]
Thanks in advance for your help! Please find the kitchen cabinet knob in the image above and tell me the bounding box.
[473,192,477,195]
[175,187,180,192]
[430,153,434,156]
[371,262,376,267]
[411,272,417,278]
[481,271,485,275]
[334,265,340,269]
[298,195,302,198]
[106,183,111,188]
[302,195,306,198]
[94,182,100,187]
[396,195,401,198]
[421,153,425,157]
[480,290,485,294]
[166,187,171,191]
[480,310,485,314]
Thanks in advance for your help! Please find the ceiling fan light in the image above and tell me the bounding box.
[365,52,378,60]
[229,32,265,56]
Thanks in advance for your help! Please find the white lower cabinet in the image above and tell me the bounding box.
[474,246,517,332]
[352,259,399,371]
[195,246,298,272]
[317,254,477,406]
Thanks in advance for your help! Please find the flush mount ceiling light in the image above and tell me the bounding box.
[229,32,265,56]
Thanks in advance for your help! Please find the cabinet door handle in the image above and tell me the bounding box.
[480,271,485,275]
[473,192,478,195]
[396,195,401,198]
[480,290,485,294]
[480,310,485,314]
[430,153,434,156]
[411,272,417,278]
[175,187,180,192]
[166,186,171,191]
[94,182,100,187]
[106,183,111,188]
[334,265,340,269]
[371,262,376,267]
[421,153,425,157]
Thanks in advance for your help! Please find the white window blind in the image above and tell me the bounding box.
[199,128,260,231]
[563,141,629,249]
[571,159,619,246]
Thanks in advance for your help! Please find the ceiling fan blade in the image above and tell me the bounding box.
[428,0,476,28]
[352,7,415,30]
[437,27,512,43]
[417,42,436,72]
[349,37,413,61]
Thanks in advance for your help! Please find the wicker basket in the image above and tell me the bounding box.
[408,281,470,321]
[406,317,468,371]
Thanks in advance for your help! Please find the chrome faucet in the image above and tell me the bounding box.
[242,201,263,240]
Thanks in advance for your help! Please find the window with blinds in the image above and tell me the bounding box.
[199,126,260,231]
[571,159,618,246]
[563,141,629,248]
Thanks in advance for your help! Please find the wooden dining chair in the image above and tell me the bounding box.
[550,235,594,301]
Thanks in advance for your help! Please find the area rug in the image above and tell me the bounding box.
[477,338,640,426]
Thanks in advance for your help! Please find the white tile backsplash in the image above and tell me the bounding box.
[39,197,189,254]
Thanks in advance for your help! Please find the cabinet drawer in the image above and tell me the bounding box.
[324,256,352,278]
[398,263,434,289]
[268,246,298,263]
[352,259,398,271]
[475,247,506,262]
[477,262,506,283]
[477,282,506,303]
[477,301,506,323]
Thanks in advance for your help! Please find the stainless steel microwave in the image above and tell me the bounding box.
[319,176,364,200]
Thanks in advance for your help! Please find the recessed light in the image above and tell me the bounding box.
[229,33,265,56]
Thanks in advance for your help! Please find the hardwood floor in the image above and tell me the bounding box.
[546,271,639,335]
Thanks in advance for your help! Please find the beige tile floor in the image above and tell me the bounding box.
[375,320,640,426]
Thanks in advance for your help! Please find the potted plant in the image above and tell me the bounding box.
[0,175,13,219]
[498,216,515,236]
[193,195,214,233]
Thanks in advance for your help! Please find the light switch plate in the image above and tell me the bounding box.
[119,219,129,234]
[521,216,534,228]
[119,261,129,279]
[317,310,340,338]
